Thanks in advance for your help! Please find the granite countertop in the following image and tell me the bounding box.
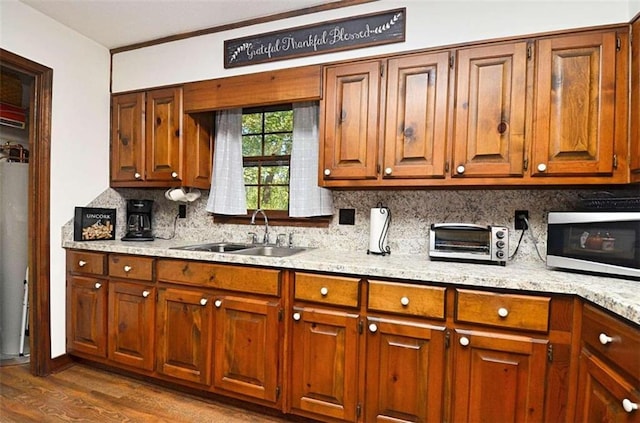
[63,238,640,326]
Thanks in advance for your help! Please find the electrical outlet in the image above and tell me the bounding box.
[515,210,529,230]
[178,204,187,218]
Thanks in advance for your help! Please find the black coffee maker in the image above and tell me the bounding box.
[122,199,154,241]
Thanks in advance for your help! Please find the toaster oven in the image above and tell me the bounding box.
[429,223,509,265]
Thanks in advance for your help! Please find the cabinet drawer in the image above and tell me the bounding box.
[109,255,154,281]
[67,250,106,275]
[368,280,445,319]
[157,260,280,296]
[455,289,550,333]
[294,273,361,308]
[582,304,640,382]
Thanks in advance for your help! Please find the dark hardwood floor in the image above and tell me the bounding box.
[0,363,292,422]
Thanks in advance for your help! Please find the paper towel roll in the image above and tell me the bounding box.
[369,207,390,254]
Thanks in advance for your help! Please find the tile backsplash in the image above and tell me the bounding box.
[77,186,637,263]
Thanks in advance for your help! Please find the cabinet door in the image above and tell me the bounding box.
[365,317,446,423]
[213,295,280,404]
[156,287,212,385]
[66,275,107,357]
[321,61,381,181]
[108,281,155,370]
[452,42,528,178]
[631,19,640,181]
[451,329,548,423]
[290,306,360,422]
[183,112,213,189]
[111,92,145,183]
[532,31,618,177]
[145,87,183,182]
[576,349,640,423]
[383,52,450,179]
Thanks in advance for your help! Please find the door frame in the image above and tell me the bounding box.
[1,48,53,376]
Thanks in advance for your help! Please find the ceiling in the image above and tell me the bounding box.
[19,0,341,50]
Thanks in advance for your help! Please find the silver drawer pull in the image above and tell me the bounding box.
[292,312,301,321]
[400,296,409,306]
[214,299,222,308]
[498,307,509,318]
[78,260,87,267]
[369,323,378,333]
[94,282,102,289]
[599,333,613,345]
[123,265,132,273]
[171,171,178,178]
[622,399,638,413]
[142,290,150,298]
[459,336,470,347]
[199,298,208,306]
[320,287,329,296]
[134,172,142,179]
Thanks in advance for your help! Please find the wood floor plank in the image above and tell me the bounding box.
[1,364,291,423]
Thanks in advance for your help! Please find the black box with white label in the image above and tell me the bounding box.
[74,207,116,241]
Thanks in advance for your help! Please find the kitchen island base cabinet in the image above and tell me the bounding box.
[156,287,213,386]
[450,329,549,423]
[364,317,446,423]
[213,295,281,404]
[290,306,361,422]
[66,275,108,358]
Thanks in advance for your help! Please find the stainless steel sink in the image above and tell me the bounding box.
[170,242,252,253]
[232,245,308,257]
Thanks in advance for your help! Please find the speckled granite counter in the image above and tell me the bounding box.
[63,238,640,326]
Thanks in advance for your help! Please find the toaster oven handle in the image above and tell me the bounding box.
[430,223,491,231]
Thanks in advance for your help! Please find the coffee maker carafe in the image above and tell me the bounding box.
[122,199,154,241]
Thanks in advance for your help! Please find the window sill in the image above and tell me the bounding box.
[213,213,332,228]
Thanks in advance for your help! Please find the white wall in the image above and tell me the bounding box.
[0,0,111,358]
[113,0,632,92]
[631,0,640,17]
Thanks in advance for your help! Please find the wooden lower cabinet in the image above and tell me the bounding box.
[155,286,213,385]
[450,329,549,423]
[364,316,446,423]
[212,295,281,404]
[66,275,108,357]
[290,306,361,422]
[107,281,155,370]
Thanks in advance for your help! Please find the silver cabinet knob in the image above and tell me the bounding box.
[199,298,208,306]
[456,165,465,174]
[94,282,102,289]
[142,290,150,298]
[384,167,392,175]
[320,287,329,296]
[134,172,142,179]
[171,171,178,178]
[123,265,132,273]
[214,299,222,308]
[622,399,638,413]
[459,336,470,347]
[537,163,547,172]
[324,168,331,176]
[498,307,509,318]
[292,312,301,321]
[369,323,378,333]
[400,296,409,306]
[599,333,613,345]
[78,260,87,267]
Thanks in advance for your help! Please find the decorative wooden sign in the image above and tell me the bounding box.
[224,8,405,68]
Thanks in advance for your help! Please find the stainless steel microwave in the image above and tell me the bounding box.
[546,212,640,279]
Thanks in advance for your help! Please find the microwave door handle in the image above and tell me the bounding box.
[431,223,491,231]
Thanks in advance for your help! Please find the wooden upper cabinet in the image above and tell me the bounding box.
[532,31,624,178]
[145,87,183,182]
[183,112,213,189]
[452,42,528,178]
[383,52,450,179]
[321,60,381,181]
[631,19,640,182]
[111,92,144,183]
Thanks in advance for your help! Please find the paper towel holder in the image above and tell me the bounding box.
[367,202,391,256]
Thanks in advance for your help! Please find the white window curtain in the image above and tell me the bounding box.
[289,102,333,217]
[205,108,247,215]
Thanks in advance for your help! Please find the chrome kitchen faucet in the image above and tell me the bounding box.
[250,209,269,244]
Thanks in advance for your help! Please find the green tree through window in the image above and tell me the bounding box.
[242,104,293,211]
